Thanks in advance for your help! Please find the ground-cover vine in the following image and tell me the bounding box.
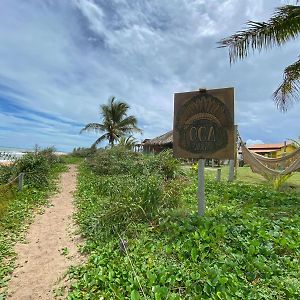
[0,149,67,297]
[69,148,300,299]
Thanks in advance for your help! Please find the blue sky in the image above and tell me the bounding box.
[0,0,299,151]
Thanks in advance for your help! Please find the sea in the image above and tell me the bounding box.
[0,146,33,162]
[0,147,67,162]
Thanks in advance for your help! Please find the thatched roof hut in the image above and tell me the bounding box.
[143,130,173,153]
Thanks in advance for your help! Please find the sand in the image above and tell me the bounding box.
[6,165,82,299]
[0,161,13,166]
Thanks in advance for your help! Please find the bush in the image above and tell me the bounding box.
[76,150,183,240]
[77,173,164,238]
[146,150,181,179]
[87,148,181,179]
[9,147,63,188]
[71,146,97,158]
[0,165,14,184]
[87,147,144,176]
[38,147,63,164]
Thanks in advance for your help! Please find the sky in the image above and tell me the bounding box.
[0,0,299,152]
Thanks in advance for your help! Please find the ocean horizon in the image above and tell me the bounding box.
[0,146,67,161]
[0,146,34,152]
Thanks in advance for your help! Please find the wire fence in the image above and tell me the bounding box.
[0,173,24,192]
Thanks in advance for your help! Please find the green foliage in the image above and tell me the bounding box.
[71,146,97,158]
[13,152,51,187]
[75,163,182,240]
[87,147,181,179]
[219,4,300,110]
[87,147,142,176]
[69,158,300,299]
[80,96,142,147]
[147,150,181,180]
[0,147,65,188]
[117,135,138,150]
[271,174,293,191]
[0,165,14,184]
[0,185,15,219]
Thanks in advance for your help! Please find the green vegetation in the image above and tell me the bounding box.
[205,166,300,193]
[219,4,300,110]
[80,96,142,147]
[0,148,66,297]
[68,149,300,299]
[117,135,138,150]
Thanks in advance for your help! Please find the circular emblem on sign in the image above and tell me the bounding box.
[175,92,232,154]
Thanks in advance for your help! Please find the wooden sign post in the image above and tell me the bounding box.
[173,87,234,216]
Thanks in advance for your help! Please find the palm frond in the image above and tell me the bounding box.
[117,135,137,149]
[117,115,137,126]
[111,100,129,123]
[80,123,105,134]
[219,5,300,63]
[92,133,109,147]
[83,96,141,147]
[287,138,300,147]
[273,58,300,111]
[118,116,142,132]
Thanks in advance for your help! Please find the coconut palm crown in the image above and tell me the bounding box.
[219,4,300,111]
[80,97,142,147]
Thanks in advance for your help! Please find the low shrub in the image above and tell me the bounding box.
[0,147,64,188]
[38,147,64,164]
[146,150,181,179]
[0,165,14,185]
[71,146,97,158]
[87,147,181,179]
[87,147,143,176]
[75,165,183,240]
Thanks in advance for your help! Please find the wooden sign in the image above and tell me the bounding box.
[173,87,234,159]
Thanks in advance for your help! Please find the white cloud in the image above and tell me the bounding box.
[74,0,105,35]
[0,0,299,151]
[246,139,264,146]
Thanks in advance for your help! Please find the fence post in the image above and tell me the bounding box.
[228,160,234,182]
[234,125,238,179]
[18,173,24,191]
[216,168,221,182]
[198,159,205,216]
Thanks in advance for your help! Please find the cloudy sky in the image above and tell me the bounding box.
[0,0,299,151]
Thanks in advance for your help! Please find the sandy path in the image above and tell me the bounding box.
[7,165,81,300]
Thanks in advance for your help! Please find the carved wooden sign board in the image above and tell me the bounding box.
[173,87,234,159]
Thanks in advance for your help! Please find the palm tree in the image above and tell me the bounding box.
[219,4,300,111]
[80,97,142,147]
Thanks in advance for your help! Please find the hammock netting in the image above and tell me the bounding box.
[239,135,300,179]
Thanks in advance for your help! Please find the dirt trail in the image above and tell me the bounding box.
[7,165,82,300]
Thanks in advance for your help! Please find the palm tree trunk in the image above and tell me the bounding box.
[109,136,114,147]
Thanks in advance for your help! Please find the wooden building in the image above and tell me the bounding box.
[143,131,173,154]
[247,142,296,158]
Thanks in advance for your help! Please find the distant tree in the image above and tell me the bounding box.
[219,3,300,111]
[80,97,142,147]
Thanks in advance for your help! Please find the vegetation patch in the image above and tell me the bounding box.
[69,149,300,299]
